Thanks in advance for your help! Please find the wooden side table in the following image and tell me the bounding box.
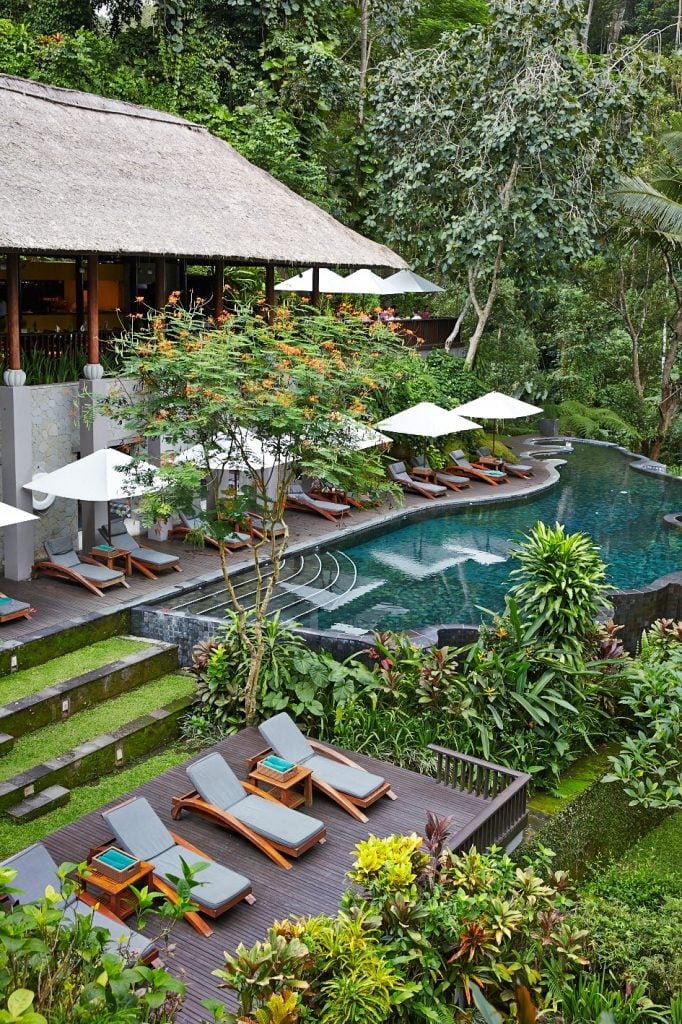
[77,858,154,920]
[248,764,313,809]
[410,466,435,482]
[90,547,133,576]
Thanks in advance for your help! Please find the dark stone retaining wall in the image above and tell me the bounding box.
[608,573,682,652]
[0,608,131,676]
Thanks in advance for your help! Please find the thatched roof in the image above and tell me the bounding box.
[0,75,406,268]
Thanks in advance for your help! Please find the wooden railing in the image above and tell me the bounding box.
[428,744,530,852]
[0,330,119,361]
[395,318,460,350]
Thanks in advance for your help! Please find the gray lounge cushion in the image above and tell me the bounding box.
[288,488,349,514]
[2,843,152,959]
[507,464,532,472]
[303,754,385,800]
[1,842,74,907]
[77,563,124,583]
[106,797,176,861]
[152,847,250,910]
[259,712,315,765]
[65,900,153,959]
[0,596,31,616]
[187,752,246,811]
[412,480,447,495]
[435,472,469,486]
[231,795,324,848]
[103,524,178,566]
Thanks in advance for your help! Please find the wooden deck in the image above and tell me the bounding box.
[41,728,528,1023]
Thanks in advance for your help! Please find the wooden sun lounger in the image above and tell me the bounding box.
[446,450,508,486]
[169,513,250,551]
[387,461,447,500]
[285,486,351,522]
[0,592,35,623]
[171,780,326,870]
[34,536,129,598]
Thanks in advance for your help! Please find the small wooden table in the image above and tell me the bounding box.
[410,466,435,482]
[476,455,505,470]
[248,763,313,809]
[90,546,133,576]
[76,858,154,920]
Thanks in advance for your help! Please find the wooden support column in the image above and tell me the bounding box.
[214,259,225,319]
[6,253,21,372]
[311,266,320,308]
[154,257,166,310]
[83,254,103,379]
[75,256,85,330]
[265,265,275,323]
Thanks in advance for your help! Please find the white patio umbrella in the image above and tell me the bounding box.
[337,417,391,450]
[24,448,163,538]
[381,269,444,294]
[376,402,481,438]
[176,431,285,472]
[453,391,543,455]
[338,268,388,294]
[274,268,348,292]
[0,502,38,528]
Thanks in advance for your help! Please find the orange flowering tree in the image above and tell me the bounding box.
[106,302,402,721]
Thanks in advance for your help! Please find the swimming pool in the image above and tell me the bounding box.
[298,443,682,633]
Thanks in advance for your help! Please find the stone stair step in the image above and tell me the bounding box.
[0,733,13,756]
[8,784,70,822]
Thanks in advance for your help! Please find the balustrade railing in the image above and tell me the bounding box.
[428,743,530,852]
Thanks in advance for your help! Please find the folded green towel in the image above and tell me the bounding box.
[96,847,137,870]
[0,597,12,605]
[263,755,295,773]
[94,544,116,552]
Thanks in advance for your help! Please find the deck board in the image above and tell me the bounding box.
[42,727,494,1022]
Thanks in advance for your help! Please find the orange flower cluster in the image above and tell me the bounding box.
[166,291,182,306]
[275,342,304,357]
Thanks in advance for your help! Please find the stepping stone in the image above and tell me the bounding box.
[8,785,70,822]
[0,733,13,756]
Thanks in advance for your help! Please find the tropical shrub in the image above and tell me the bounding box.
[572,864,682,1000]
[508,521,612,655]
[0,863,186,1023]
[604,644,682,810]
[559,400,641,449]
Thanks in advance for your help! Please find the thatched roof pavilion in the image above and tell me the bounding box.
[0,74,405,268]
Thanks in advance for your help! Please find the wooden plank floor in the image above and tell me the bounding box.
[43,728,490,1023]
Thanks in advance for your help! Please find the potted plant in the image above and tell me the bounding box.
[139,493,174,542]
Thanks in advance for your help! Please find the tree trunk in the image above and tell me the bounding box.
[358,0,370,128]
[445,295,471,352]
[244,637,265,725]
[677,0,682,49]
[583,0,595,52]
[650,308,681,460]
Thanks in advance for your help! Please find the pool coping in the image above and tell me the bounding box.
[139,437,682,647]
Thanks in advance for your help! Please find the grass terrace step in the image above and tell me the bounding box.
[0,637,150,705]
[0,673,196,811]
[8,785,70,822]
[0,639,178,739]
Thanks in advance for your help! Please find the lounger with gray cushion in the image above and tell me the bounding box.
[476,447,533,478]
[412,455,471,492]
[173,512,250,550]
[100,519,182,579]
[247,512,286,540]
[447,450,507,486]
[103,797,253,935]
[171,752,326,869]
[285,482,351,522]
[387,461,447,500]
[0,592,34,623]
[1,843,155,961]
[34,535,129,597]
[255,712,395,823]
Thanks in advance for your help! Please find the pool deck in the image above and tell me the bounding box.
[42,726,528,1022]
[0,441,558,646]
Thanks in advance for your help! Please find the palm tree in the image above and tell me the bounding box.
[613,132,682,461]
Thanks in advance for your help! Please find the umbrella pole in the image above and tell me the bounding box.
[107,501,112,544]
[492,420,497,455]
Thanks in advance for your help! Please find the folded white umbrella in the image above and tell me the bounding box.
[24,449,162,502]
[340,418,391,450]
[376,402,481,438]
[176,431,285,472]
[381,269,444,294]
[274,268,348,292]
[338,268,388,294]
[0,501,38,528]
[453,391,543,453]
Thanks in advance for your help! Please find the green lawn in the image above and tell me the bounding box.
[0,637,151,705]
[0,745,190,857]
[0,673,195,781]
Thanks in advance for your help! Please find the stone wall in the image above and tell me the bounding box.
[609,573,682,652]
[29,382,80,558]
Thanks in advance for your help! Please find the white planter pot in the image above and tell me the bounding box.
[147,520,170,542]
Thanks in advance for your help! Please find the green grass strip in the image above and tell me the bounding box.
[0,637,151,705]
[0,673,195,782]
[0,745,190,858]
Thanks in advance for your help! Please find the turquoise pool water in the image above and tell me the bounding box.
[309,443,682,633]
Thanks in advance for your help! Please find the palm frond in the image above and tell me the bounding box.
[613,175,682,243]
[660,130,682,166]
